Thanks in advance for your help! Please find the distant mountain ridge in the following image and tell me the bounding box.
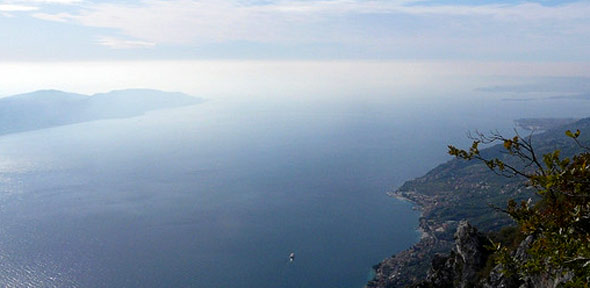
[0,89,203,136]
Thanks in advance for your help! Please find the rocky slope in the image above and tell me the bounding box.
[367,117,590,288]
[410,221,572,288]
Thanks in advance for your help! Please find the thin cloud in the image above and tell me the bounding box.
[24,0,590,61]
[0,4,37,11]
[0,0,79,14]
[33,12,71,21]
[7,0,81,4]
[97,36,156,49]
[33,0,590,44]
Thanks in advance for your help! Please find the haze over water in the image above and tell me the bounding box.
[0,62,589,287]
[2,0,589,285]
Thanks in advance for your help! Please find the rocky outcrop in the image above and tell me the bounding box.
[373,221,573,288]
[483,235,573,288]
[454,221,491,286]
[366,213,456,288]
[367,221,491,288]
[367,118,590,288]
[367,204,574,288]
[410,221,492,288]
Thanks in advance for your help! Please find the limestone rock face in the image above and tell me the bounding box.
[453,221,490,287]
[368,221,573,288]
[423,253,456,287]
[414,225,570,288]
[410,221,491,288]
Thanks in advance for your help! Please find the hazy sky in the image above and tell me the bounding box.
[1,61,588,100]
[1,1,589,99]
[1,0,589,61]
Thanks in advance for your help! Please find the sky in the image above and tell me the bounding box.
[1,0,589,61]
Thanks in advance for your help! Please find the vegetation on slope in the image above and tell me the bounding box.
[368,118,590,288]
[448,124,590,286]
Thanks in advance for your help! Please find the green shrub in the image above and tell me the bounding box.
[449,130,590,285]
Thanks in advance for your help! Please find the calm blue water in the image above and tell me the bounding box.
[0,95,589,287]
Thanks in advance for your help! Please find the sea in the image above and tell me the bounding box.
[0,93,589,287]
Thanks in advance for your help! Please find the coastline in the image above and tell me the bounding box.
[367,117,586,288]
[387,191,418,207]
[366,190,455,288]
[387,191,429,240]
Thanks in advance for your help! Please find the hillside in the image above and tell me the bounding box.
[514,118,578,132]
[0,89,202,136]
[367,117,590,288]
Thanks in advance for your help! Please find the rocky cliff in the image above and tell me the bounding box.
[367,118,590,288]
[409,221,572,288]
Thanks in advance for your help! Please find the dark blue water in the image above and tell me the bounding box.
[0,95,589,287]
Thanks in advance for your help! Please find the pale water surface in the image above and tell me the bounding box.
[0,95,588,287]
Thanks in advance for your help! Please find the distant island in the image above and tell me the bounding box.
[0,89,203,136]
[501,94,590,102]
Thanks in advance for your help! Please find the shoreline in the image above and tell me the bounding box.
[387,191,423,211]
[387,191,429,240]
[367,190,454,288]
